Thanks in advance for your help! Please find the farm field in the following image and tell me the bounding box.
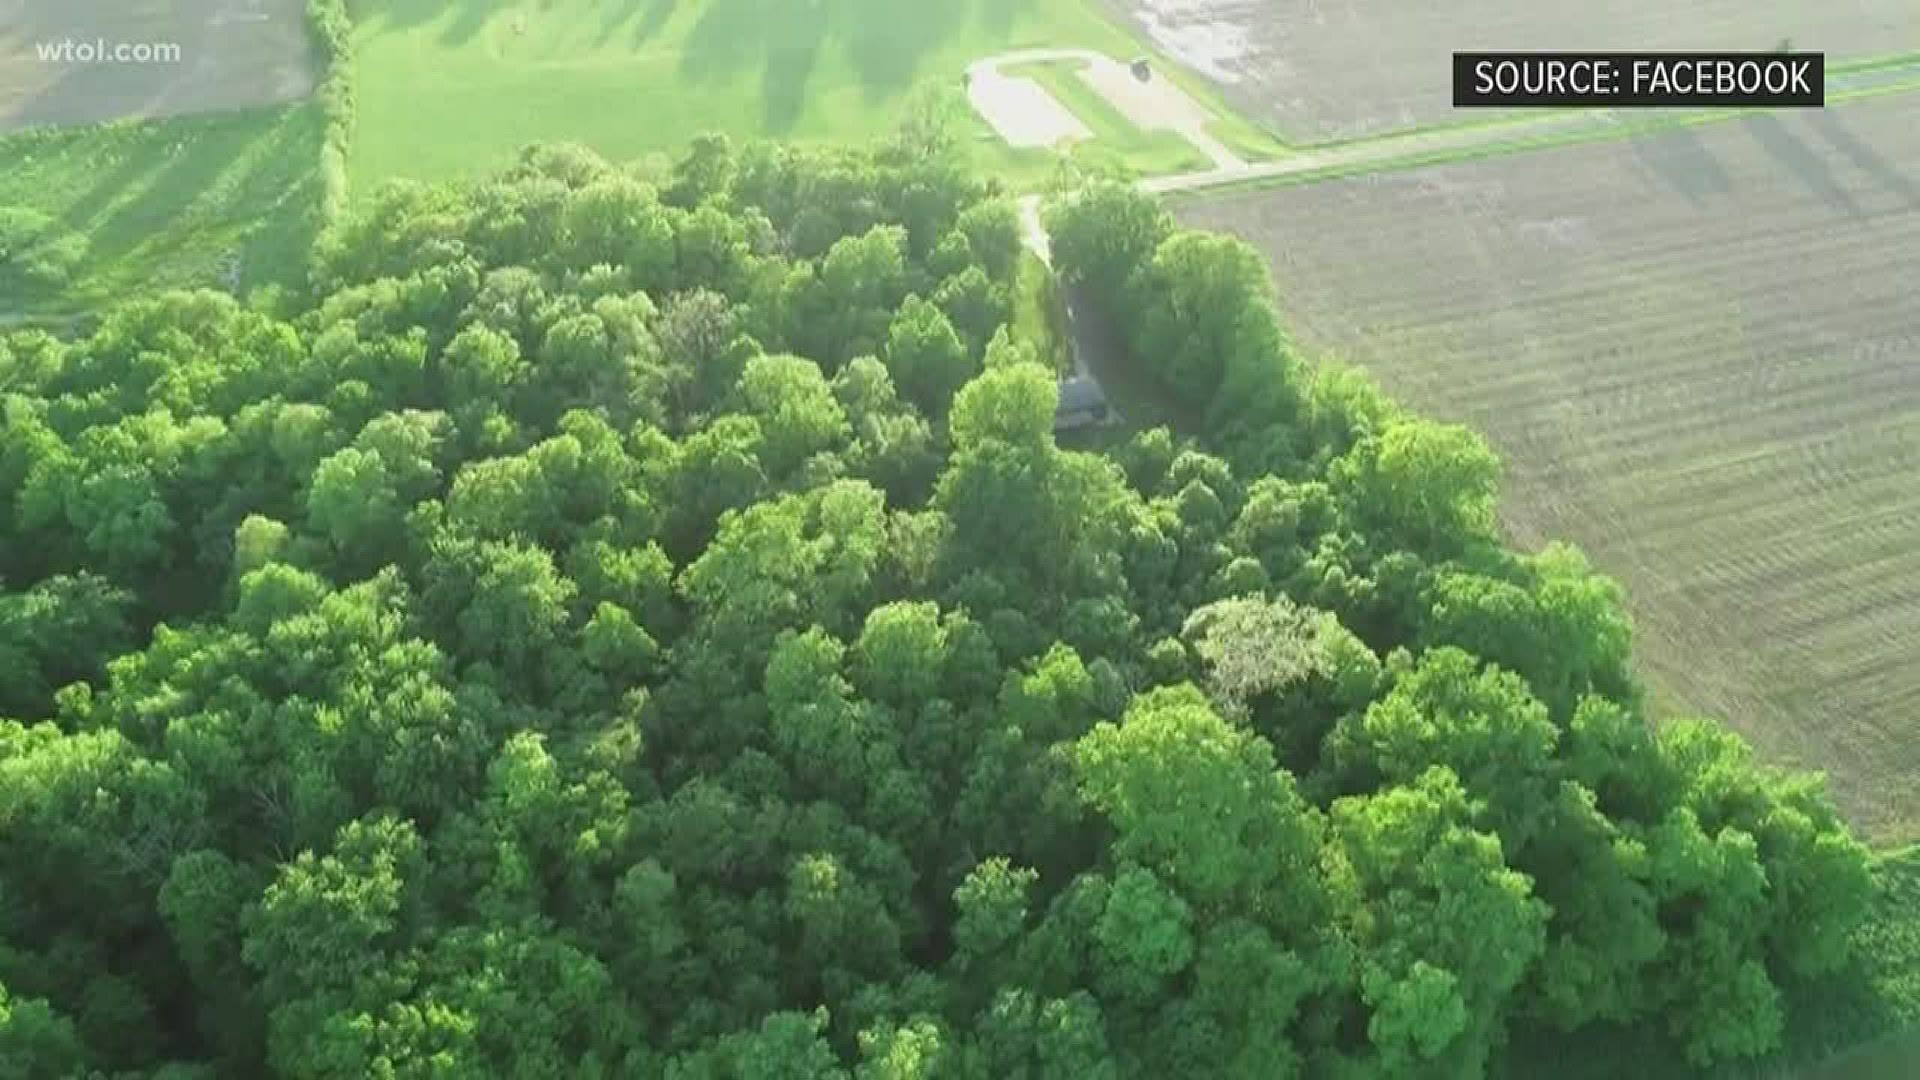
[347,0,1171,188]
[1176,93,1920,842]
[0,0,315,131]
[1103,0,1919,141]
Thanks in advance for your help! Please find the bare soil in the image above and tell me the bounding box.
[0,0,314,132]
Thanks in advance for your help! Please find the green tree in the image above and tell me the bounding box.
[802,226,912,365]
[0,572,133,717]
[1043,182,1171,299]
[1333,420,1501,556]
[0,980,89,1080]
[946,362,1056,455]
[1323,768,1548,1078]
[1074,685,1325,923]
[306,446,404,570]
[885,296,975,415]
[242,814,427,1073]
[953,857,1039,964]
[1327,647,1559,849]
[737,353,850,476]
[1126,232,1280,410]
[1092,864,1195,1000]
[667,132,738,209]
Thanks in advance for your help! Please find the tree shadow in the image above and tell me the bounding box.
[761,0,828,133]
[1806,107,1920,210]
[629,0,681,45]
[1743,112,1861,217]
[582,0,659,47]
[352,0,464,35]
[676,0,822,132]
[976,0,1036,41]
[50,127,184,238]
[230,110,330,292]
[439,0,518,47]
[363,0,668,49]
[82,119,261,271]
[19,103,321,304]
[1626,124,1733,205]
[679,0,770,85]
[680,0,988,130]
[343,0,512,44]
[831,0,970,99]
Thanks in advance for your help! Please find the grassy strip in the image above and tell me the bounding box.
[1292,106,1596,154]
[1011,250,1073,374]
[307,0,354,221]
[1039,43,1286,162]
[968,121,1073,195]
[1201,109,1290,164]
[1139,63,1289,164]
[1272,50,1920,156]
[1001,59,1210,177]
[1829,49,1920,77]
[1163,77,1920,201]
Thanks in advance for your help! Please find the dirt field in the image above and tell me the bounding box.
[0,0,314,131]
[1106,0,1919,140]
[1177,94,1920,840]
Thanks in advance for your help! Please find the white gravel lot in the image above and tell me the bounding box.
[967,65,1091,149]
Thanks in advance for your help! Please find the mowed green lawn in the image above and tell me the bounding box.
[348,0,1150,188]
[0,104,327,317]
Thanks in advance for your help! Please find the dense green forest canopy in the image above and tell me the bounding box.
[0,115,1874,1078]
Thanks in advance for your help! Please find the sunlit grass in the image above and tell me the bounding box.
[0,103,325,315]
[343,0,1277,189]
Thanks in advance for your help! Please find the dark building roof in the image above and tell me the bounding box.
[1057,376,1108,413]
[1055,376,1111,431]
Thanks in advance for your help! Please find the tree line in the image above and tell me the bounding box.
[0,113,1871,1078]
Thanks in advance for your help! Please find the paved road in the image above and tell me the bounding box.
[969,47,1247,172]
